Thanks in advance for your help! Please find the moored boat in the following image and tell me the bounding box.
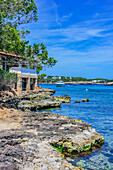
[74,82,79,86]
[56,81,65,87]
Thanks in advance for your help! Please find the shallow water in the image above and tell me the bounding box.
[39,84,113,169]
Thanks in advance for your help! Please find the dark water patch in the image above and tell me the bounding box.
[110,149,113,154]
[101,152,113,158]
[108,157,113,163]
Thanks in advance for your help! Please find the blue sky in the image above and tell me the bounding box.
[24,0,113,79]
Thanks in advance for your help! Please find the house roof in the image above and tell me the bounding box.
[0,51,38,63]
[0,51,23,59]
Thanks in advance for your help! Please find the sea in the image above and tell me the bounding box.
[39,84,113,170]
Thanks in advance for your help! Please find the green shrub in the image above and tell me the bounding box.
[0,70,17,90]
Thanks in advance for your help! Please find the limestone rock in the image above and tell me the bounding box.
[35,99,62,109]
[53,95,71,103]
[81,99,90,102]
[0,107,104,169]
[38,88,55,95]
[18,99,62,110]
[75,100,81,103]
[75,99,90,103]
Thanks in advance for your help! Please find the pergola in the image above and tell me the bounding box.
[0,51,37,71]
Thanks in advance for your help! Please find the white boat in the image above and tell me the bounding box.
[56,81,65,87]
[74,82,79,86]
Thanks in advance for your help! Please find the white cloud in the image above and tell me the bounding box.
[40,43,113,78]
[27,0,113,45]
[27,19,113,45]
[24,0,113,78]
[47,44,113,64]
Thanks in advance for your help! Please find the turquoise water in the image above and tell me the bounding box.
[39,84,113,169]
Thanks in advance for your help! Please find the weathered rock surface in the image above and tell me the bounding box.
[0,107,104,170]
[0,108,84,170]
[81,99,90,102]
[0,88,55,102]
[0,88,104,169]
[18,89,71,111]
[0,88,71,112]
[18,99,62,111]
[35,99,62,109]
[21,93,70,104]
[21,89,55,101]
[38,88,56,95]
[75,100,81,103]
[52,95,71,103]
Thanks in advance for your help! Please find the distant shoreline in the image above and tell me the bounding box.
[38,82,113,86]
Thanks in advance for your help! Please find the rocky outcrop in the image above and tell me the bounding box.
[0,108,104,169]
[17,89,71,111]
[0,87,71,111]
[23,111,104,156]
[104,82,113,86]
[75,99,90,103]
[21,93,70,103]
[0,129,80,170]
[35,100,62,109]
[18,99,62,111]
[0,88,55,102]
[53,95,71,103]
[75,100,81,103]
[81,99,90,102]
[0,88,104,169]
[39,95,71,103]
[38,88,56,95]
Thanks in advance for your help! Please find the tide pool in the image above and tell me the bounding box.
[39,84,113,169]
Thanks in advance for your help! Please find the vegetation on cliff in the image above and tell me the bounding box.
[37,75,111,83]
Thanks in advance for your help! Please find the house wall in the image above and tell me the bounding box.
[17,73,22,91]
[16,73,37,91]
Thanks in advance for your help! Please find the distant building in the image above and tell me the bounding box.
[0,51,38,91]
[92,80,97,83]
[43,76,47,79]
[92,80,104,83]
[52,76,57,79]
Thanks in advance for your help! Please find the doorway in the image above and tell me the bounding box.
[22,78,27,91]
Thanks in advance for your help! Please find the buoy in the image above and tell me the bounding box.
[86,89,88,91]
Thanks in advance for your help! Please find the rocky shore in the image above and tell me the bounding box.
[0,88,104,169]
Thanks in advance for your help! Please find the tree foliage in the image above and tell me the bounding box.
[0,0,57,74]
[0,0,38,27]
[0,0,37,50]
[25,43,57,73]
[0,26,28,55]
[40,76,90,83]
[37,74,47,83]
[71,77,87,81]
